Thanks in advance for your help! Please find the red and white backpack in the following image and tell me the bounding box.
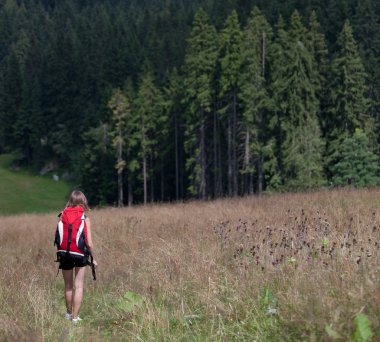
[54,206,89,260]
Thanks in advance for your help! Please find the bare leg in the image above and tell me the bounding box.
[62,269,74,314]
[72,267,86,319]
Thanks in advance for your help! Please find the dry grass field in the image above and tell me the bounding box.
[1,188,380,341]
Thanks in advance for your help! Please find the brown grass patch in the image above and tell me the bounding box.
[1,188,379,340]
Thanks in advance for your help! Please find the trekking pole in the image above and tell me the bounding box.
[90,254,96,281]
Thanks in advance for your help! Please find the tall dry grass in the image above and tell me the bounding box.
[1,188,380,341]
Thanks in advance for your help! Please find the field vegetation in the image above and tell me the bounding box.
[0,154,71,216]
[0,189,379,341]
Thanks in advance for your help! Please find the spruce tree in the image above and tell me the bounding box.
[267,15,289,190]
[182,8,218,199]
[123,77,140,206]
[0,50,22,153]
[80,124,116,206]
[331,129,380,186]
[219,10,242,196]
[108,88,130,207]
[307,11,329,121]
[327,20,372,151]
[272,11,325,189]
[135,68,165,204]
[239,7,275,194]
[164,68,183,200]
[325,0,355,50]
[354,0,380,123]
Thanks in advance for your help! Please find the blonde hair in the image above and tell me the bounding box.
[66,190,90,211]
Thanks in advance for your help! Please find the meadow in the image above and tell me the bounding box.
[0,188,379,341]
[0,155,71,215]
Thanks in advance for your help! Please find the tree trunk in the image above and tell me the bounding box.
[161,159,164,201]
[143,154,147,205]
[118,169,123,207]
[128,172,133,206]
[244,128,251,195]
[232,91,238,196]
[255,31,266,195]
[200,109,206,200]
[117,137,123,207]
[26,139,32,167]
[257,155,263,194]
[179,142,184,200]
[213,110,218,198]
[227,110,232,196]
[249,170,254,195]
[150,154,154,203]
[174,110,179,201]
[218,130,223,196]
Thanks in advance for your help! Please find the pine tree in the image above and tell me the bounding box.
[239,7,274,194]
[272,11,325,189]
[307,11,329,119]
[0,50,22,153]
[135,68,165,204]
[164,67,183,200]
[331,129,380,186]
[327,20,372,149]
[354,0,380,123]
[210,0,237,28]
[306,11,332,183]
[156,80,170,202]
[219,10,242,196]
[3,0,380,204]
[0,1,30,156]
[182,8,218,199]
[325,0,355,50]
[267,15,289,190]
[108,89,130,207]
[42,17,82,167]
[123,77,140,206]
[79,124,117,206]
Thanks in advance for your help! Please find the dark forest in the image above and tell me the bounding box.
[1,0,379,205]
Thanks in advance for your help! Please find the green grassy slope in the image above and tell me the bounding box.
[0,154,71,215]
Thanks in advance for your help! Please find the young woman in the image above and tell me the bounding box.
[57,190,98,323]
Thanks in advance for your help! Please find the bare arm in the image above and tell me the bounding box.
[86,217,98,267]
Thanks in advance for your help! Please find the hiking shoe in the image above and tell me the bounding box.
[72,316,82,324]
[65,312,72,320]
